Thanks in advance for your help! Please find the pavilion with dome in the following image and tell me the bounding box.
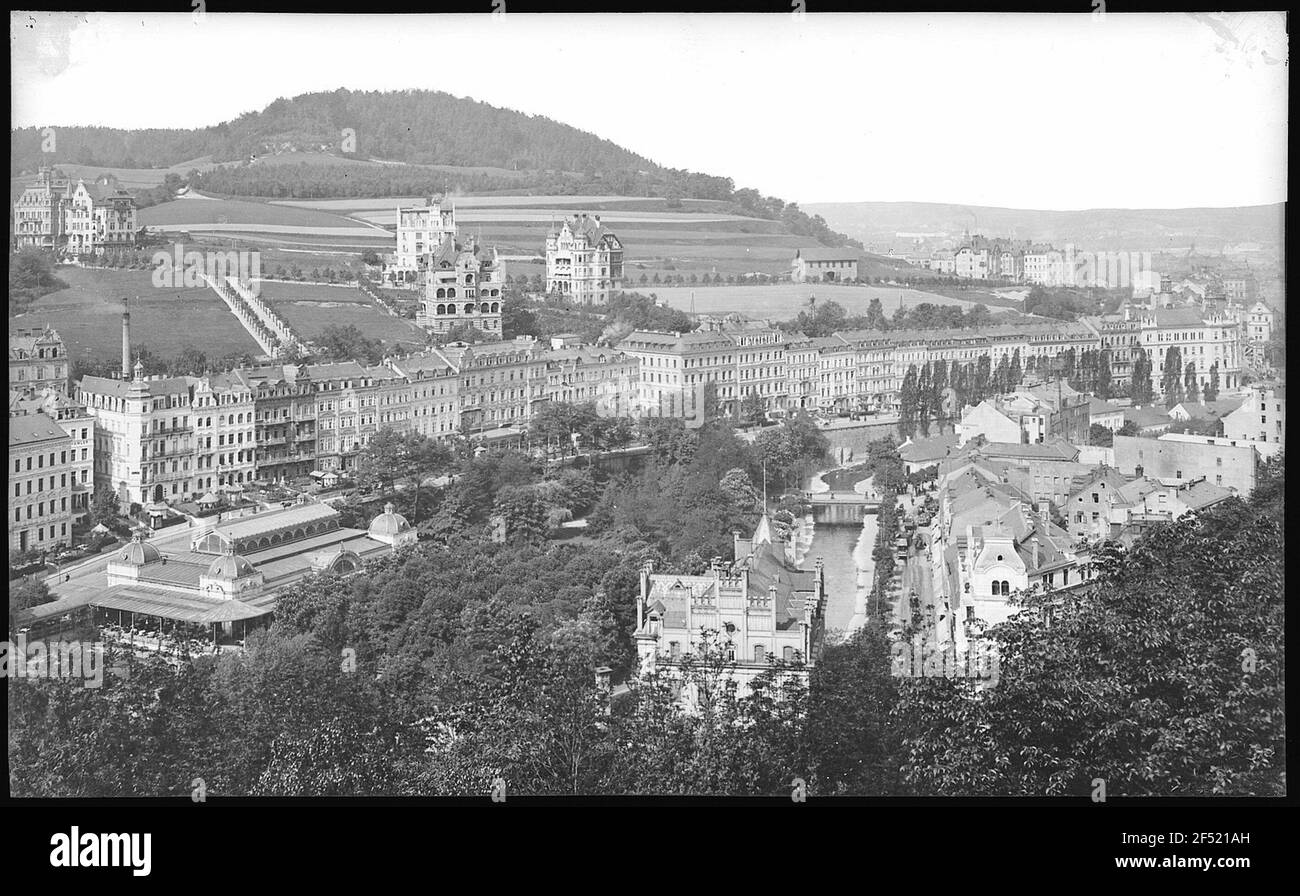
[83,498,418,650]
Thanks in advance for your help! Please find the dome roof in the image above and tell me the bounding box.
[206,546,257,580]
[368,502,412,538]
[119,534,161,566]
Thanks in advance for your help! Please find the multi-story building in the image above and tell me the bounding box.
[1082,314,1141,391]
[418,235,506,337]
[928,249,955,275]
[12,166,72,250]
[633,515,825,706]
[10,386,95,526]
[541,345,639,408]
[726,323,788,414]
[1135,306,1244,399]
[1064,467,1231,543]
[391,197,457,285]
[950,235,1031,281]
[1245,301,1275,344]
[9,411,76,553]
[387,349,461,442]
[813,336,856,412]
[306,361,379,474]
[238,364,316,484]
[791,248,858,283]
[995,248,1024,282]
[1222,275,1258,304]
[191,373,257,494]
[1222,383,1284,450]
[1022,320,1102,367]
[1023,247,1067,286]
[926,461,1090,657]
[439,338,548,436]
[78,362,198,509]
[63,175,137,256]
[9,326,70,396]
[1113,433,1258,495]
[954,244,992,280]
[618,330,737,419]
[783,335,818,412]
[835,330,894,413]
[370,363,413,434]
[941,437,1090,509]
[545,213,624,304]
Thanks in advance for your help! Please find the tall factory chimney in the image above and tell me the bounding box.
[121,297,132,380]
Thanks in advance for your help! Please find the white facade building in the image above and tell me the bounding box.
[545,213,624,304]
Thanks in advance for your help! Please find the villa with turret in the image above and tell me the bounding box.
[545,213,624,304]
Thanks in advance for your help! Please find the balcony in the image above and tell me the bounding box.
[148,445,193,460]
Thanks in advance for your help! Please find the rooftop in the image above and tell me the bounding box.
[8,412,70,447]
[795,248,860,262]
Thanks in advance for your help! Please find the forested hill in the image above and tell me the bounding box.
[11,89,656,176]
[12,88,860,248]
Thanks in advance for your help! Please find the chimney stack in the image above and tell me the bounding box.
[121,299,131,380]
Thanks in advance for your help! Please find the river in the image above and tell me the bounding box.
[804,468,879,638]
[809,518,877,636]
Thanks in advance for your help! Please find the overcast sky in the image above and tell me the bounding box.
[10,11,1288,210]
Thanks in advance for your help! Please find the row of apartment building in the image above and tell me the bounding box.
[617,307,1248,416]
[12,166,139,255]
[8,298,1265,549]
[63,336,636,512]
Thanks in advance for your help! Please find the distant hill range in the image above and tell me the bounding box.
[804,200,1284,257]
[11,88,858,248]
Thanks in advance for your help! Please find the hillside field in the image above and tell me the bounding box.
[644,282,1004,321]
[9,267,262,364]
[256,281,427,344]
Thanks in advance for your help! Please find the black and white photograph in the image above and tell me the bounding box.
[5,3,1290,863]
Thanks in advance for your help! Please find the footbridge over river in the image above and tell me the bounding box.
[808,490,879,524]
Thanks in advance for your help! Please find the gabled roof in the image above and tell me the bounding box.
[1088,397,1124,416]
[1125,406,1173,428]
[965,437,1080,462]
[1178,479,1233,510]
[1173,398,1247,418]
[899,432,960,465]
[795,248,860,262]
[1066,466,1129,502]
